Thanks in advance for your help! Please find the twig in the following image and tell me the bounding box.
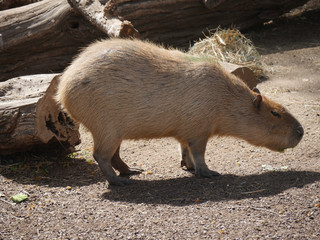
[0,198,15,206]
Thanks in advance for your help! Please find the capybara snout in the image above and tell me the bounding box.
[57,39,303,186]
[296,125,304,139]
[291,123,304,147]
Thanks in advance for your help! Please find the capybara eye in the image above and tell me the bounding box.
[271,110,281,118]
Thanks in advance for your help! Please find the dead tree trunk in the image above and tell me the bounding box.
[0,0,41,10]
[0,0,106,82]
[0,74,80,155]
[68,0,139,38]
[0,0,141,82]
[105,0,309,47]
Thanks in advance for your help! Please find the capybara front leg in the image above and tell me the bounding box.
[180,143,195,170]
[111,147,143,176]
[188,138,220,178]
[93,144,132,186]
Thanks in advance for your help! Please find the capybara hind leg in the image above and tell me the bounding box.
[93,143,132,186]
[188,138,220,178]
[111,147,143,175]
[180,144,195,170]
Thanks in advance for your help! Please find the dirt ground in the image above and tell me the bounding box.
[1,6,320,240]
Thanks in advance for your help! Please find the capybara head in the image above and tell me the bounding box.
[234,87,303,152]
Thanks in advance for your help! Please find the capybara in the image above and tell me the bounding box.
[56,39,304,186]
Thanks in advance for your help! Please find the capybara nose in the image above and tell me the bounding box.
[296,125,304,139]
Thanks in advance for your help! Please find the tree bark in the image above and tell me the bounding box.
[105,0,309,47]
[0,74,80,155]
[68,0,139,38]
[0,0,105,82]
[0,0,41,10]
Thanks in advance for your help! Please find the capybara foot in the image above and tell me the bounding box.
[107,176,133,186]
[119,167,144,176]
[195,168,221,178]
[181,165,195,172]
[181,159,195,171]
[181,166,194,172]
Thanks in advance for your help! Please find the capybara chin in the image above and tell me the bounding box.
[56,39,304,186]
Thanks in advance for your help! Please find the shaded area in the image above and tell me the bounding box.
[101,171,320,206]
[1,154,319,206]
[0,154,103,187]
[248,8,320,54]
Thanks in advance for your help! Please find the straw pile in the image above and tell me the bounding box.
[188,28,265,78]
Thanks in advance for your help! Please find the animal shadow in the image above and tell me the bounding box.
[102,170,320,206]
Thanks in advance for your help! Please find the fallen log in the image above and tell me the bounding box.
[0,0,41,10]
[0,74,80,155]
[0,0,105,82]
[105,0,309,47]
[69,0,139,38]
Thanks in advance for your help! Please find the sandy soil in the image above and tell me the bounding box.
[1,7,320,240]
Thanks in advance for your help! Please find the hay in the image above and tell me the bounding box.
[188,28,265,78]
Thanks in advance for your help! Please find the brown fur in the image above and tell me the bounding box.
[56,39,303,185]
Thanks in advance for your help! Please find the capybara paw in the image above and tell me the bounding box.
[181,165,195,172]
[107,176,133,186]
[195,168,221,178]
[119,167,144,176]
[181,160,195,170]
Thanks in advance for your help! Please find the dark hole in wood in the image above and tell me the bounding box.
[69,21,79,29]
[46,114,59,135]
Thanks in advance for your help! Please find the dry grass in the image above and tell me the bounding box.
[188,28,265,78]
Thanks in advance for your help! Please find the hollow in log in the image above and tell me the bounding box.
[0,74,80,155]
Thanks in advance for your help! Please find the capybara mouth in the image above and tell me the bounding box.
[266,142,296,153]
[274,125,304,152]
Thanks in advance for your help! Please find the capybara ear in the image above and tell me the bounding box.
[253,94,262,109]
[252,87,260,94]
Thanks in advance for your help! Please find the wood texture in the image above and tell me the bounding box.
[0,0,41,10]
[105,0,309,47]
[0,0,105,82]
[0,74,80,155]
[69,0,139,38]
